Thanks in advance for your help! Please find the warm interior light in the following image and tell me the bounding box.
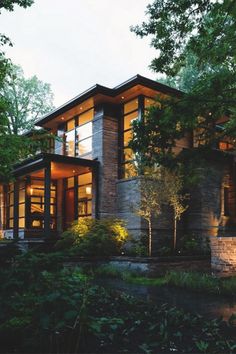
[121,96,125,100]
[61,117,65,120]
[72,170,76,173]
[30,188,33,195]
[86,186,92,195]
[80,107,83,110]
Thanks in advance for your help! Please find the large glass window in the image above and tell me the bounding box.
[121,98,139,178]
[65,129,75,157]
[29,179,57,230]
[76,109,93,159]
[6,184,14,228]
[120,96,158,179]
[18,180,26,228]
[78,172,92,217]
[56,108,94,158]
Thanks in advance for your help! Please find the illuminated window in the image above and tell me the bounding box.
[6,183,14,229]
[120,98,139,178]
[219,141,234,151]
[56,108,94,159]
[78,172,92,217]
[29,179,56,230]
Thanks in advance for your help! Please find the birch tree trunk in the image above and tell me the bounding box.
[148,216,152,256]
[173,215,177,252]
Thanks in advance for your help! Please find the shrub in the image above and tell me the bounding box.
[55,218,129,256]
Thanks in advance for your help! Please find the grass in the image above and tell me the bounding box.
[92,264,236,297]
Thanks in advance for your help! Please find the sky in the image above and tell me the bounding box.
[1,0,157,107]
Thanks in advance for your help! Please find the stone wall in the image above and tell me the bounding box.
[210,236,236,275]
[116,177,174,254]
[116,177,142,241]
[92,105,119,218]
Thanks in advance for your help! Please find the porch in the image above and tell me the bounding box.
[0,153,99,239]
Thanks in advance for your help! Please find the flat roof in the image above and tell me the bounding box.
[36,74,182,127]
[13,153,99,178]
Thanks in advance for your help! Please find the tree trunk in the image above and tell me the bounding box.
[173,215,177,252]
[148,217,152,257]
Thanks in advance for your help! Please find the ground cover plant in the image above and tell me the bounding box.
[93,265,236,298]
[0,251,236,353]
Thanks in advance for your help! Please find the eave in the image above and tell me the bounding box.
[35,74,183,128]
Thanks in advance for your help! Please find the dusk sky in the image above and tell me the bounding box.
[1,0,157,106]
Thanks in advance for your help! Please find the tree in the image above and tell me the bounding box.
[134,167,168,256]
[0,0,33,13]
[1,64,54,134]
[131,0,236,75]
[130,0,236,159]
[0,0,54,182]
[158,52,202,93]
[162,169,188,251]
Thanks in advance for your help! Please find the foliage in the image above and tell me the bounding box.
[130,0,236,167]
[132,165,187,255]
[164,271,236,297]
[131,0,236,75]
[1,64,54,134]
[134,167,169,256]
[0,252,236,353]
[0,0,50,182]
[55,217,130,256]
[0,0,34,13]
[158,52,201,92]
[0,128,55,182]
[94,264,236,298]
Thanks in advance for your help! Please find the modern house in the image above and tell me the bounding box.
[0,75,235,252]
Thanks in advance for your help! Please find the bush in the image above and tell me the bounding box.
[55,218,129,256]
[0,254,236,354]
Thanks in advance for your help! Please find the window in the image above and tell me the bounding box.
[65,129,75,157]
[18,180,26,228]
[6,184,14,229]
[56,108,94,158]
[121,98,139,178]
[29,179,57,230]
[76,109,93,158]
[78,172,92,217]
[55,126,65,155]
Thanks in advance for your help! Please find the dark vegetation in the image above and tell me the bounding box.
[94,265,236,298]
[0,251,236,354]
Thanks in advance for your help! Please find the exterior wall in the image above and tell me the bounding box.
[116,177,174,254]
[186,159,233,245]
[116,178,142,240]
[92,105,119,218]
[211,236,236,275]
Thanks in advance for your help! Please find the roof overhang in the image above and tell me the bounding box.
[13,153,99,179]
[36,74,183,129]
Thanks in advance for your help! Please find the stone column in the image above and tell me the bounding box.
[92,104,119,218]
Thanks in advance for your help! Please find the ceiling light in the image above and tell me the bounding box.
[121,96,125,100]
[61,117,65,120]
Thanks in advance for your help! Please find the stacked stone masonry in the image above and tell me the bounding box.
[211,236,236,274]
